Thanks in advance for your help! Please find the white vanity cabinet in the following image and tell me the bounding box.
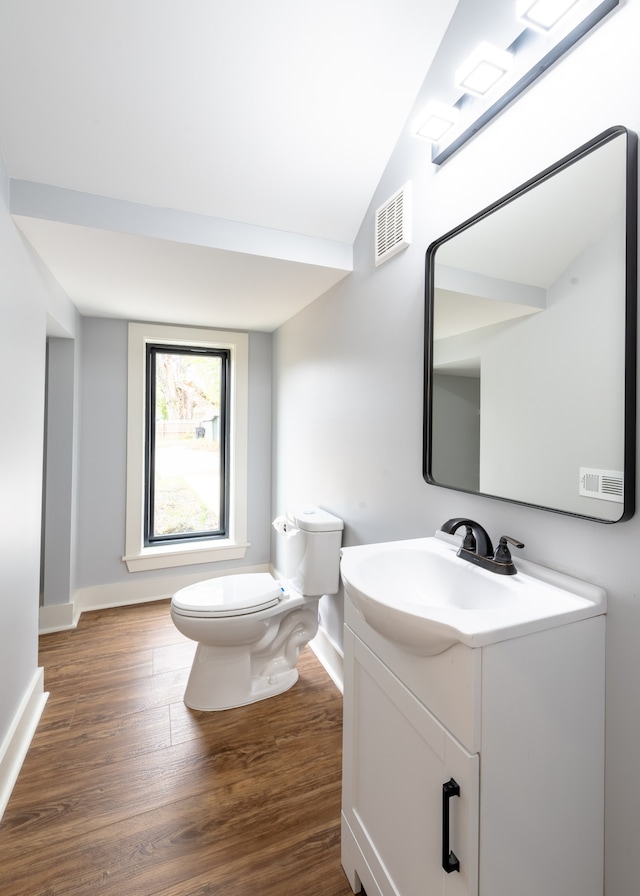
[341,596,605,896]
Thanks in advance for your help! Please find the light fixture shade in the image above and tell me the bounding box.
[412,101,459,143]
[455,42,513,96]
[516,0,580,31]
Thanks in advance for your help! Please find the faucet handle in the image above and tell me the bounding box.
[493,535,525,564]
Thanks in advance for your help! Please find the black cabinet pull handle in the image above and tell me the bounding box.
[442,778,461,873]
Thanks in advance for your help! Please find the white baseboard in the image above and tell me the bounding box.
[0,668,48,821]
[310,624,344,694]
[38,564,272,633]
[39,601,81,634]
[76,563,270,613]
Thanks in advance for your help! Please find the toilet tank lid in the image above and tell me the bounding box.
[286,507,344,532]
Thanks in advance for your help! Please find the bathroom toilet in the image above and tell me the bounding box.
[170,507,344,711]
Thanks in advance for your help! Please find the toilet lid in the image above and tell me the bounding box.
[171,573,285,618]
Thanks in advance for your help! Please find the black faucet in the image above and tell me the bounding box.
[440,518,524,576]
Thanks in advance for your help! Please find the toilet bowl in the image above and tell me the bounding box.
[170,507,343,711]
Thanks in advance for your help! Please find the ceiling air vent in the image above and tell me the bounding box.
[579,467,624,503]
[375,182,411,267]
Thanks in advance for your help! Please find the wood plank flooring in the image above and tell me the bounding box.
[0,600,355,896]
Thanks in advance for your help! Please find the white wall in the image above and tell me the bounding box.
[0,161,43,743]
[273,4,640,892]
[0,146,80,803]
[433,219,624,518]
[481,221,624,518]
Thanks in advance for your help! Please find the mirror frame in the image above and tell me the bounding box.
[424,126,638,523]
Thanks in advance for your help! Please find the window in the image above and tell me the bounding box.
[124,323,248,572]
[145,344,229,545]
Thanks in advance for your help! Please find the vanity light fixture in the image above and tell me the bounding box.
[412,101,460,143]
[517,0,580,31]
[455,42,513,97]
[417,0,619,164]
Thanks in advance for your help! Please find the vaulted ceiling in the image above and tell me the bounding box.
[0,1,460,332]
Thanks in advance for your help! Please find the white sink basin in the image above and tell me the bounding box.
[340,534,606,655]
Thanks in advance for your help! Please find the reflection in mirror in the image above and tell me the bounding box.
[424,127,637,522]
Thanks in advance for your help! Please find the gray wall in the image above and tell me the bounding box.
[42,337,77,606]
[75,317,273,588]
[431,373,480,491]
[273,4,640,893]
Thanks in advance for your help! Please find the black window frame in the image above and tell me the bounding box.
[144,343,230,547]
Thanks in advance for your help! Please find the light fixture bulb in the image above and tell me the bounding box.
[516,0,580,31]
[412,101,459,143]
[455,42,513,97]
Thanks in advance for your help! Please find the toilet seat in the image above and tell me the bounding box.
[172,573,285,618]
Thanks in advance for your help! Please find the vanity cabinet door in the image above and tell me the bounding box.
[342,629,479,896]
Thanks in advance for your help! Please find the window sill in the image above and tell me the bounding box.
[123,540,249,573]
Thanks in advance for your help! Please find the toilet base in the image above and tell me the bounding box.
[183,643,301,711]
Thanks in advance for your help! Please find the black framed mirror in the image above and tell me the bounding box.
[424,126,637,522]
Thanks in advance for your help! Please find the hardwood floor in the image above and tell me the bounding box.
[0,600,355,896]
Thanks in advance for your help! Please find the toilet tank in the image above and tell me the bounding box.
[280,507,344,597]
